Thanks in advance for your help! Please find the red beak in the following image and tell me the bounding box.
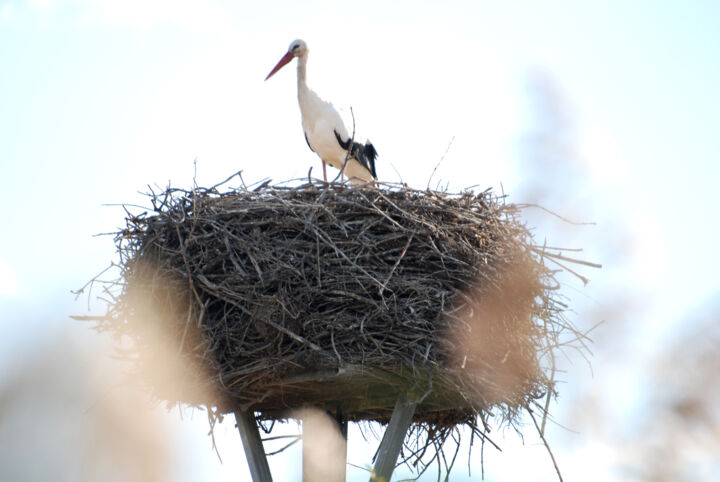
[265,51,294,81]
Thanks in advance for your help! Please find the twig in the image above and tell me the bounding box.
[526,406,563,482]
[265,436,301,456]
[210,170,244,191]
[515,203,596,226]
[427,136,455,190]
[379,232,415,296]
[333,107,355,184]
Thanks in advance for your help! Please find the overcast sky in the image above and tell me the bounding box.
[1,1,719,480]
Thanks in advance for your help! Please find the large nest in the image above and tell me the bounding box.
[97,180,583,431]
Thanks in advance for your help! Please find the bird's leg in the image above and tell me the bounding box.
[322,160,327,182]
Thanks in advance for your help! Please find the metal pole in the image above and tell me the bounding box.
[336,406,348,482]
[235,411,273,482]
[371,398,417,481]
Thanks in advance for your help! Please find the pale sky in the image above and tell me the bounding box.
[1,1,719,480]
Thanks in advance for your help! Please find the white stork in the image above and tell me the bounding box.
[265,39,378,184]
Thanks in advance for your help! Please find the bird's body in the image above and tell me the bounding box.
[266,39,377,184]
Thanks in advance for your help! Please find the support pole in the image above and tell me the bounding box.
[235,410,273,482]
[371,398,417,481]
[335,406,348,482]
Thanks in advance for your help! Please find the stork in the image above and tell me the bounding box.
[265,39,378,184]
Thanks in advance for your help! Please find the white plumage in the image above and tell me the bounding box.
[266,39,377,184]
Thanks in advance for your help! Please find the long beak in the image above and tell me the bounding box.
[265,51,294,81]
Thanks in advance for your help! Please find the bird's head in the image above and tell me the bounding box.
[265,39,308,81]
[288,39,308,57]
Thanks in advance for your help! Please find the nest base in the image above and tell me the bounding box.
[229,364,475,424]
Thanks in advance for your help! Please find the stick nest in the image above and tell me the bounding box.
[99,180,579,430]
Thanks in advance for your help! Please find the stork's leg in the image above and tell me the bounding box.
[322,160,327,182]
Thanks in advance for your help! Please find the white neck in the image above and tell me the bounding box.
[296,54,309,94]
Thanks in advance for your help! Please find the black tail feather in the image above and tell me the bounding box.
[363,142,377,178]
[334,130,378,179]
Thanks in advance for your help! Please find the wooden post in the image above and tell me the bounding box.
[235,411,273,482]
[371,398,417,481]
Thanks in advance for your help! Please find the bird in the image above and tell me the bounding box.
[265,39,378,184]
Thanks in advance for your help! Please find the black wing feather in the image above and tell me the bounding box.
[333,130,350,150]
[333,130,378,179]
